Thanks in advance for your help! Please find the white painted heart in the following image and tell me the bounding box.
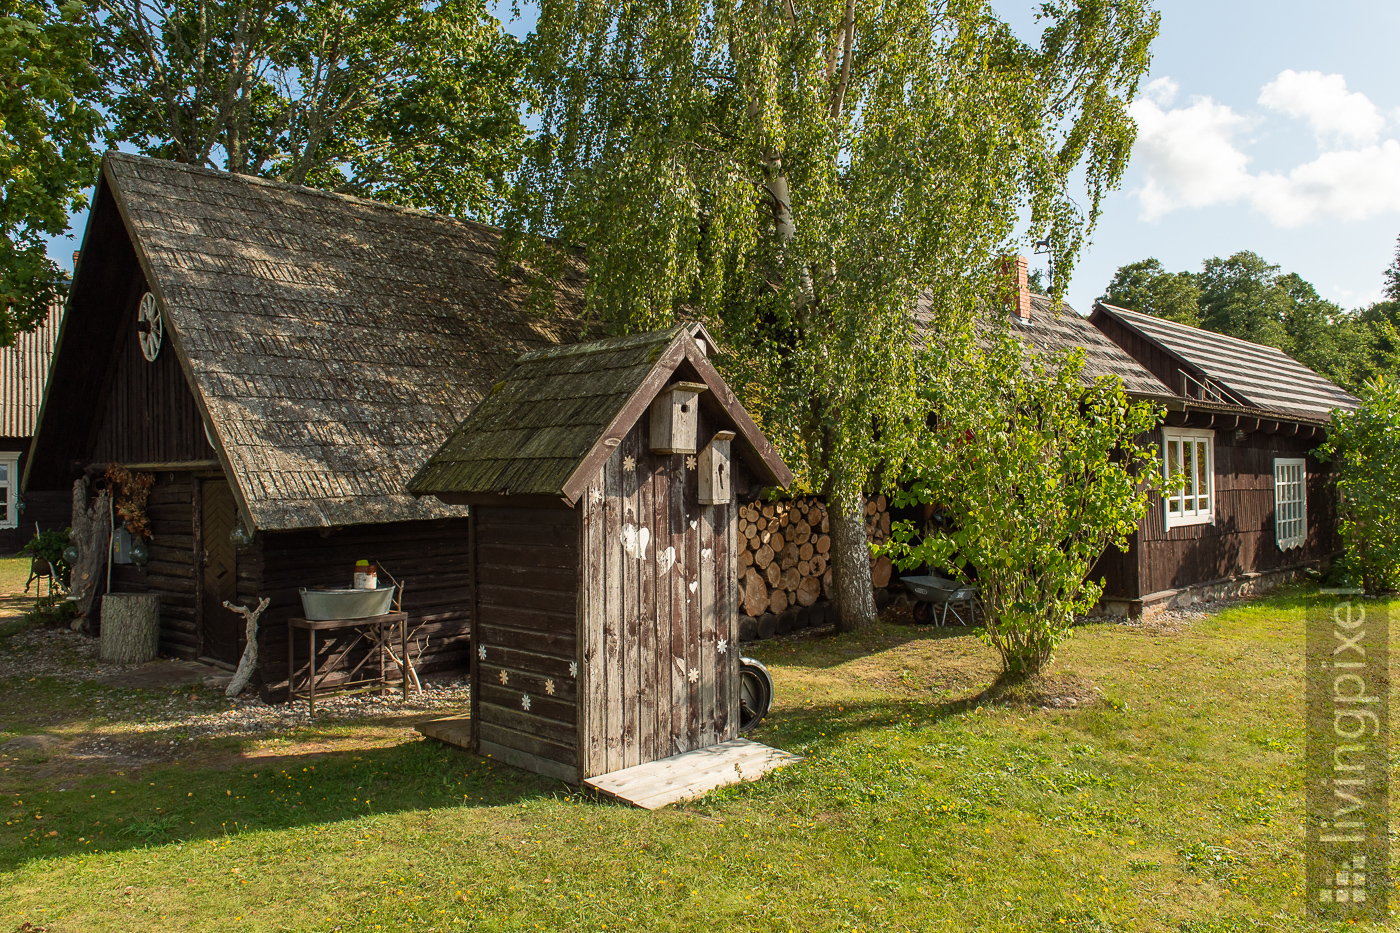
[659,545,676,574]
[702,547,713,562]
[688,580,698,593]
[689,519,698,530]
[637,526,650,558]
[620,524,638,557]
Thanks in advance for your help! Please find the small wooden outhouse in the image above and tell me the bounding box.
[409,324,792,783]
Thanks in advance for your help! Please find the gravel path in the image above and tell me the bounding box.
[1,625,472,755]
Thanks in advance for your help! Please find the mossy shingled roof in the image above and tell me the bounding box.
[409,327,686,499]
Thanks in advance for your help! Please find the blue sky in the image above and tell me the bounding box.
[48,1,1400,317]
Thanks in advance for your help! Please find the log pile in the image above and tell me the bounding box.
[736,494,895,641]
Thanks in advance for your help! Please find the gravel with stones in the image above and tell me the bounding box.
[1,625,471,748]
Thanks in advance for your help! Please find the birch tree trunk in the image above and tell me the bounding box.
[829,494,878,632]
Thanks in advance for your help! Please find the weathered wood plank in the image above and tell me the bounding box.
[584,738,801,810]
[698,503,716,748]
[668,450,687,759]
[603,442,624,774]
[621,424,641,770]
[638,445,657,765]
[582,475,605,777]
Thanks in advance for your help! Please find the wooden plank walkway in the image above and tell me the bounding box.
[585,738,802,809]
[417,715,472,748]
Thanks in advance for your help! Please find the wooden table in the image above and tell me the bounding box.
[287,612,408,715]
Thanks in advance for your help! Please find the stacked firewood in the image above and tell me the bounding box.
[736,495,895,631]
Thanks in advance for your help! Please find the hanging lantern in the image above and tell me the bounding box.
[230,524,254,548]
[130,538,149,566]
[62,545,79,565]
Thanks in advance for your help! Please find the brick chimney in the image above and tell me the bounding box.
[999,254,1032,324]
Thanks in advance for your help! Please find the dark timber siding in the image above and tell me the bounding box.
[1134,427,1339,596]
[89,285,216,465]
[472,505,580,780]
[252,518,474,700]
[577,413,740,780]
[109,472,201,658]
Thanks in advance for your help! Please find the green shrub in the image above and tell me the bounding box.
[19,527,71,588]
[1319,377,1400,593]
[24,593,78,628]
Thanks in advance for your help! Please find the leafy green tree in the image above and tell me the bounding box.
[1099,257,1200,325]
[0,0,103,342]
[1319,376,1400,594]
[101,0,527,218]
[885,335,1161,675]
[510,0,1159,630]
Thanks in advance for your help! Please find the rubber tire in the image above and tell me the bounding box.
[738,657,774,733]
[912,600,933,624]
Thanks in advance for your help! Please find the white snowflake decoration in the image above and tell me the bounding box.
[521,694,531,711]
[498,670,509,686]
[589,487,604,505]
[569,660,578,678]
[716,638,728,655]
[545,679,556,696]
[623,454,636,472]
[478,645,487,661]
[688,667,700,684]
[686,455,697,471]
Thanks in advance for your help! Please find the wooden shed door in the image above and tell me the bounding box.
[198,480,240,664]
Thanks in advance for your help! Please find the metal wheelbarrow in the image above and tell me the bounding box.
[901,575,978,627]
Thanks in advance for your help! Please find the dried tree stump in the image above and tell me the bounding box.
[100,593,160,662]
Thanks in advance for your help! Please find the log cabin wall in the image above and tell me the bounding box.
[249,517,474,702]
[471,505,580,783]
[109,471,201,659]
[577,411,740,781]
[1135,425,1339,597]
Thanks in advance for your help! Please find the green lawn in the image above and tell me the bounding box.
[0,585,1394,931]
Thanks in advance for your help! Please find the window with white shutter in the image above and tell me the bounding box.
[0,454,16,529]
[1274,458,1306,550]
[1162,428,1215,528]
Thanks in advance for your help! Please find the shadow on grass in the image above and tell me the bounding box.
[750,618,986,671]
[0,733,568,871]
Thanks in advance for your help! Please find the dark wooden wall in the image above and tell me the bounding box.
[1,438,69,554]
[1129,425,1339,597]
[578,410,739,780]
[472,505,580,782]
[109,471,202,659]
[250,517,474,701]
[89,289,216,465]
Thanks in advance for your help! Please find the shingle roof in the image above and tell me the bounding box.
[0,298,62,438]
[916,292,1175,399]
[1095,303,1358,420]
[410,325,792,502]
[104,152,585,530]
[1012,295,1174,398]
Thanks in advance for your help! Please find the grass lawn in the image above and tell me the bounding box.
[0,576,1394,932]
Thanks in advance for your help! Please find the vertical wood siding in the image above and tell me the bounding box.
[0,299,62,437]
[578,412,740,780]
[89,292,216,465]
[1133,428,1340,596]
[471,506,580,772]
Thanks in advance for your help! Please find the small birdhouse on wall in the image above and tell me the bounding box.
[650,382,708,454]
[698,430,736,505]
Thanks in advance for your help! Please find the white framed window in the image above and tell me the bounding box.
[1163,428,1214,528]
[0,453,17,529]
[1274,457,1307,550]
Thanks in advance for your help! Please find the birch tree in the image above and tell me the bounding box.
[511,0,1158,630]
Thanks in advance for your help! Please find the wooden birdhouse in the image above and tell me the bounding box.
[649,382,707,454]
[410,324,792,784]
[698,430,735,505]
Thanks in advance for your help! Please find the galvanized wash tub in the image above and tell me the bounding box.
[298,586,396,621]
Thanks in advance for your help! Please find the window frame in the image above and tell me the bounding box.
[1162,427,1215,529]
[0,452,17,530]
[1274,457,1307,550]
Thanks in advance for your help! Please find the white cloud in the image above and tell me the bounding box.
[1143,76,1178,107]
[1128,72,1400,228]
[1128,94,1253,221]
[1258,69,1385,149]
